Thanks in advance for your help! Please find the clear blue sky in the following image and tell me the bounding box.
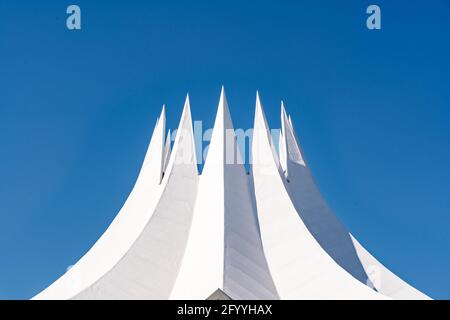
[0,1,449,299]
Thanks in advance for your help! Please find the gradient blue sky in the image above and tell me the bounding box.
[0,1,449,299]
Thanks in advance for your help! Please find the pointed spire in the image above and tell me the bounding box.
[218,86,226,110]
[280,101,290,136]
[280,102,305,167]
[163,94,198,178]
[281,101,287,120]
[142,104,166,184]
[254,91,262,127]
[156,104,166,140]
[252,91,282,170]
[162,129,171,174]
[179,93,191,125]
[157,105,167,182]
[175,94,193,142]
[160,104,166,120]
[279,101,289,177]
[254,91,269,132]
[182,94,193,130]
[285,110,299,149]
[217,86,231,124]
[218,86,240,166]
[203,86,235,170]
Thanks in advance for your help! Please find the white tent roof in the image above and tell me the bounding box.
[35,98,198,299]
[277,99,428,299]
[34,89,430,300]
[170,88,278,299]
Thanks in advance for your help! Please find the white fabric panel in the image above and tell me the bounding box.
[169,92,226,299]
[349,235,430,299]
[280,102,429,300]
[170,88,278,300]
[252,95,387,299]
[278,129,287,178]
[72,97,198,299]
[280,102,371,285]
[222,92,279,300]
[34,106,168,299]
[162,128,171,175]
